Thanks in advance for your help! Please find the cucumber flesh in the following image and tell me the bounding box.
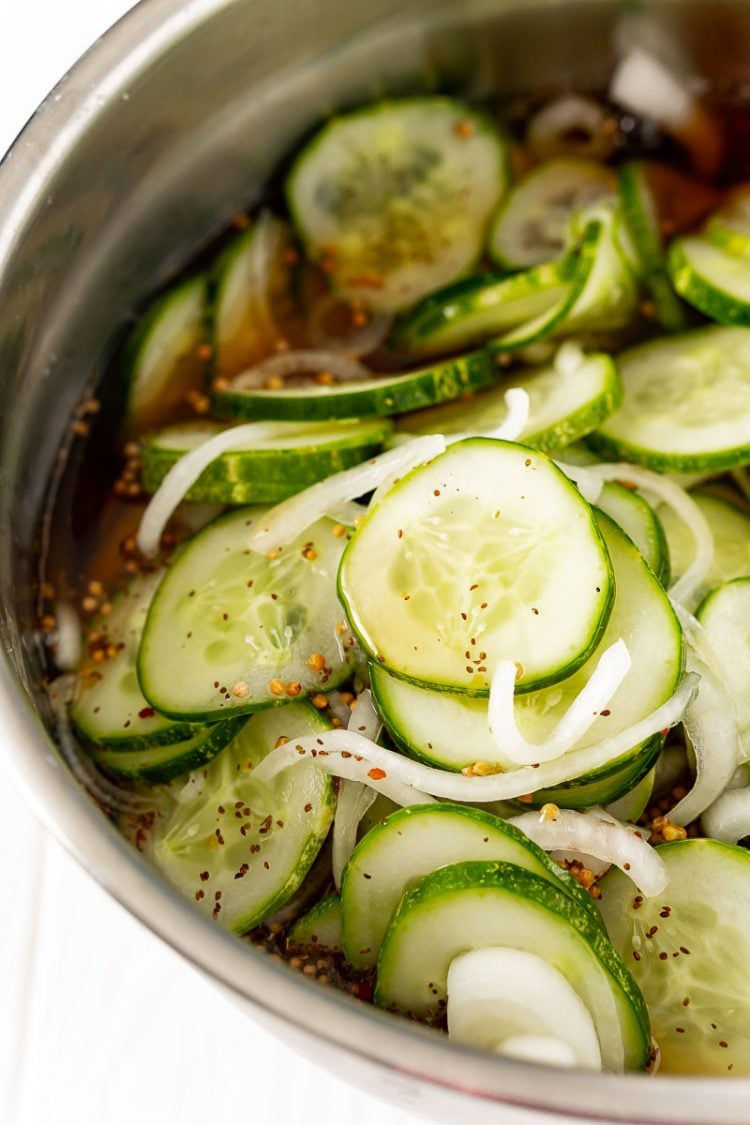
[287,892,343,953]
[657,489,750,599]
[141,418,392,504]
[596,481,670,585]
[93,715,245,783]
[341,802,602,970]
[668,235,750,326]
[150,702,336,933]
[489,157,614,269]
[287,98,508,313]
[697,578,750,755]
[376,860,650,1072]
[138,509,358,720]
[598,839,750,1075]
[591,326,750,471]
[339,438,614,696]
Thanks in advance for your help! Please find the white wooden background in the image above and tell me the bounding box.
[0,4,424,1122]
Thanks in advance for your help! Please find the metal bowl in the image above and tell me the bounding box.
[1,1,749,1120]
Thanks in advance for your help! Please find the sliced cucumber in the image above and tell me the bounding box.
[606,767,656,824]
[370,513,680,805]
[141,418,392,504]
[391,262,573,361]
[71,572,201,749]
[596,481,670,586]
[138,509,358,720]
[394,352,621,454]
[210,215,295,382]
[618,161,687,331]
[341,802,602,969]
[598,839,750,1075]
[149,703,335,933]
[287,892,343,953]
[339,438,613,696]
[287,98,508,313]
[488,157,615,269]
[211,350,499,422]
[590,327,750,471]
[122,276,207,432]
[92,715,245,783]
[376,861,650,1072]
[668,236,750,326]
[696,578,750,753]
[705,186,750,258]
[657,489,750,597]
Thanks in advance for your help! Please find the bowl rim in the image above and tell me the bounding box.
[1,0,749,1119]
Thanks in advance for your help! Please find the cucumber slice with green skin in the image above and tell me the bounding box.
[590,327,750,471]
[598,839,750,1075]
[341,802,602,970]
[92,715,245,783]
[391,262,572,361]
[658,490,750,598]
[287,892,343,953]
[696,578,750,754]
[488,157,615,269]
[376,861,650,1072]
[138,509,358,720]
[606,767,656,824]
[370,512,680,802]
[71,572,202,749]
[286,98,508,314]
[597,481,670,586]
[123,276,208,433]
[150,703,336,934]
[211,350,499,422]
[394,352,621,454]
[210,215,295,382]
[140,418,393,504]
[339,438,614,697]
[524,734,662,812]
[668,236,750,326]
[705,186,750,258]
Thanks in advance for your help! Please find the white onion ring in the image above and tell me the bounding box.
[308,294,393,356]
[233,349,371,390]
[508,807,668,896]
[52,601,82,671]
[554,460,605,505]
[332,780,376,891]
[248,435,445,555]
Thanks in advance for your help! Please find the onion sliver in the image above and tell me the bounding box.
[52,601,82,672]
[508,807,667,896]
[248,435,445,555]
[554,460,604,506]
[251,674,697,803]
[308,295,394,356]
[583,463,714,608]
[447,948,602,1069]
[610,48,694,131]
[488,639,631,766]
[702,787,750,844]
[332,780,376,891]
[233,349,370,390]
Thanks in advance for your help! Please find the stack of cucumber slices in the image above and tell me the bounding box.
[65,91,750,1079]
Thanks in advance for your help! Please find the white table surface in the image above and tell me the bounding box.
[0,5,426,1123]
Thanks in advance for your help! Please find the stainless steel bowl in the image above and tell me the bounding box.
[2,1,750,1120]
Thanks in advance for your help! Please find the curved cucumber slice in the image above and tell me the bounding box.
[658,490,750,599]
[597,481,670,586]
[376,861,650,1072]
[149,703,336,933]
[395,352,621,454]
[697,577,750,754]
[93,715,245,783]
[71,572,201,749]
[339,438,613,696]
[591,327,750,471]
[668,236,750,326]
[287,892,343,953]
[141,418,392,504]
[210,215,296,382]
[123,276,207,432]
[489,157,614,269]
[287,98,508,313]
[138,509,358,720]
[606,767,656,824]
[211,349,498,422]
[705,186,750,258]
[391,262,572,360]
[370,513,680,798]
[598,839,750,1075]
[341,802,602,969]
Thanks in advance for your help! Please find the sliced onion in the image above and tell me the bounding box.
[248,435,445,555]
[308,294,394,356]
[488,639,631,766]
[251,674,697,803]
[610,47,694,130]
[246,209,284,344]
[527,95,614,162]
[447,948,602,1070]
[554,460,604,506]
[554,341,588,378]
[136,421,288,557]
[348,688,382,743]
[584,462,714,608]
[233,349,371,391]
[52,601,82,671]
[702,787,750,844]
[332,780,376,891]
[508,806,667,896]
[479,388,530,442]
